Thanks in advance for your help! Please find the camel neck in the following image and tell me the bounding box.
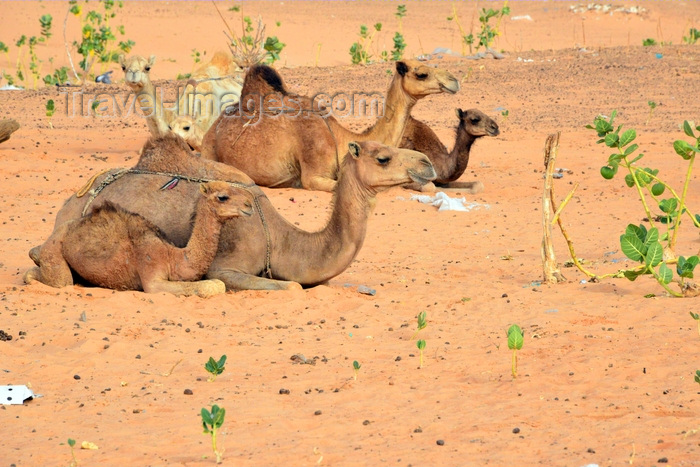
[365,74,416,145]
[447,125,478,183]
[172,199,222,281]
[135,81,171,136]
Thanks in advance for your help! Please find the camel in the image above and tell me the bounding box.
[24,181,254,297]
[28,134,436,291]
[119,52,243,142]
[401,108,500,193]
[199,60,459,192]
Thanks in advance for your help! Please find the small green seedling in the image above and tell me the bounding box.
[507,324,524,378]
[352,360,361,380]
[646,101,657,125]
[695,370,700,385]
[67,438,78,467]
[642,38,658,47]
[205,355,227,382]
[416,339,426,368]
[683,28,700,45]
[201,404,226,464]
[501,109,509,122]
[411,311,427,339]
[691,312,700,337]
[46,99,55,128]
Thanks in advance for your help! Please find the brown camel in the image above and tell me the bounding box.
[199,60,458,192]
[29,134,436,291]
[25,181,254,297]
[0,119,20,144]
[119,52,242,142]
[401,108,500,193]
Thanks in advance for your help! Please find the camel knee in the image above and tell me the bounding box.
[29,246,41,266]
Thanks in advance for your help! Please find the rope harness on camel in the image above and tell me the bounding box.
[77,168,273,279]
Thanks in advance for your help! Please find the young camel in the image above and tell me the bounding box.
[119,52,242,142]
[28,134,436,291]
[25,181,254,297]
[401,108,500,193]
[199,60,458,192]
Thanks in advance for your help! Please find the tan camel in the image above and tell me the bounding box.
[24,181,254,297]
[29,134,436,291]
[401,108,500,193]
[119,52,243,142]
[199,60,458,192]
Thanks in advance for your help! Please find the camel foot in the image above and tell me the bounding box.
[438,180,484,194]
[403,181,436,192]
[29,246,41,266]
[143,279,227,297]
[208,269,302,291]
[23,267,40,284]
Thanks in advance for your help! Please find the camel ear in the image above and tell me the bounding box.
[199,183,210,195]
[348,142,361,159]
[148,55,156,67]
[118,54,125,67]
[396,61,408,76]
[456,109,464,119]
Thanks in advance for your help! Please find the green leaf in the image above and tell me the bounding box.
[201,408,213,426]
[695,370,700,384]
[507,330,523,350]
[643,227,658,245]
[659,198,678,214]
[623,143,639,156]
[620,234,645,261]
[67,438,76,447]
[651,183,665,196]
[624,174,635,187]
[619,129,636,147]
[657,263,672,284]
[674,140,695,160]
[506,324,522,337]
[353,360,361,370]
[217,355,227,368]
[595,118,613,135]
[690,311,700,320]
[623,269,644,281]
[625,224,647,243]
[645,241,663,267]
[601,166,616,180]
[608,153,624,165]
[416,339,426,350]
[604,132,619,148]
[683,120,696,138]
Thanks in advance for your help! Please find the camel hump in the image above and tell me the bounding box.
[247,65,288,95]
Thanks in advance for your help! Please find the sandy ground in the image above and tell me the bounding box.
[2,1,700,466]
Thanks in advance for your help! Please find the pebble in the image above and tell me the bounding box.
[279,388,290,395]
[357,285,376,296]
[314,410,322,416]
[183,389,193,395]
[512,427,520,434]
[658,458,668,464]
[73,374,81,380]
[436,439,445,446]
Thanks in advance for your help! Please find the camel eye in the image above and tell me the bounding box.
[415,72,429,80]
[121,66,126,72]
[377,157,391,165]
[183,126,191,131]
[216,194,230,202]
[470,117,481,124]
[144,66,151,72]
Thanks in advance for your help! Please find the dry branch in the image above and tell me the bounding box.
[541,132,566,284]
[0,119,20,144]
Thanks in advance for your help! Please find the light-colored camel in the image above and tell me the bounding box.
[199,60,458,192]
[401,108,500,193]
[119,52,243,143]
[28,134,436,291]
[25,181,254,297]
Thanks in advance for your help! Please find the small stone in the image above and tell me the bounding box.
[357,285,376,296]
[502,293,508,298]
[587,448,595,453]
[183,389,193,395]
[132,409,141,414]
[279,388,290,395]
[414,427,422,433]
[314,410,322,415]
[73,374,81,380]
[363,420,370,425]
[436,439,445,446]
[658,458,668,464]
[512,427,520,434]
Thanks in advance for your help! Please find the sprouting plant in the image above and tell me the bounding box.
[507,324,523,378]
[352,360,361,380]
[695,370,700,385]
[643,38,658,46]
[691,312,700,337]
[201,405,226,464]
[395,4,407,33]
[263,36,285,64]
[190,48,203,74]
[46,99,55,128]
[39,14,53,42]
[205,355,227,382]
[646,101,657,125]
[447,2,509,55]
[416,339,426,368]
[228,5,240,12]
[44,66,70,86]
[391,5,407,61]
[67,438,78,467]
[501,109,509,122]
[683,28,700,45]
[221,7,285,68]
[588,111,700,297]
[0,41,9,68]
[411,311,427,339]
[349,23,381,65]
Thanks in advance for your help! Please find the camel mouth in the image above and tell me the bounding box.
[408,171,434,186]
[488,128,500,137]
[239,208,254,217]
[440,80,460,95]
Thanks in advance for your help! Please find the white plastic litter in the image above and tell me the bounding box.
[511,15,533,21]
[0,85,24,91]
[0,385,36,405]
[410,191,489,212]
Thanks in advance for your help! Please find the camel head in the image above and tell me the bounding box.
[170,116,204,151]
[199,181,254,218]
[119,54,156,92]
[346,141,436,191]
[457,108,500,138]
[395,60,460,99]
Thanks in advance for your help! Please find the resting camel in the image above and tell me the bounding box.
[401,108,500,193]
[25,181,254,297]
[119,52,243,143]
[199,60,458,192]
[28,134,436,291]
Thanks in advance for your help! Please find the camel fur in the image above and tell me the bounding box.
[401,108,500,192]
[28,134,436,291]
[25,181,254,297]
[199,60,458,192]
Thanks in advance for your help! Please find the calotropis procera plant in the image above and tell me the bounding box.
[587,111,700,297]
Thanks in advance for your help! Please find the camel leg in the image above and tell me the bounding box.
[438,180,484,194]
[24,223,74,287]
[207,268,302,291]
[28,245,41,266]
[301,174,337,192]
[142,278,227,298]
[403,181,436,192]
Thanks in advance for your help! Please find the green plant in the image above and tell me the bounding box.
[411,311,427,339]
[507,324,523,378]
[695,370,700,385]
[501,109,509,122]
[349,23,381,65]
[0,41,9,68]
[646,101,657,125]
[67,438,78,467]
[683,28,700,45]
[589,111,700,297]
[190,48,203,74]
[201,405,226,464]
[39,14,53,42]
[352,360,361,380]
[643,38,658,46]
[223,8,285,67]
[392,5,407,61]
[46,99,55,128]
[263,36,285,64]
[44,66,70,86]
[416,339,426,368]
[205,355,227,382]
[691,312,700,337]
[448,2,509,55]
